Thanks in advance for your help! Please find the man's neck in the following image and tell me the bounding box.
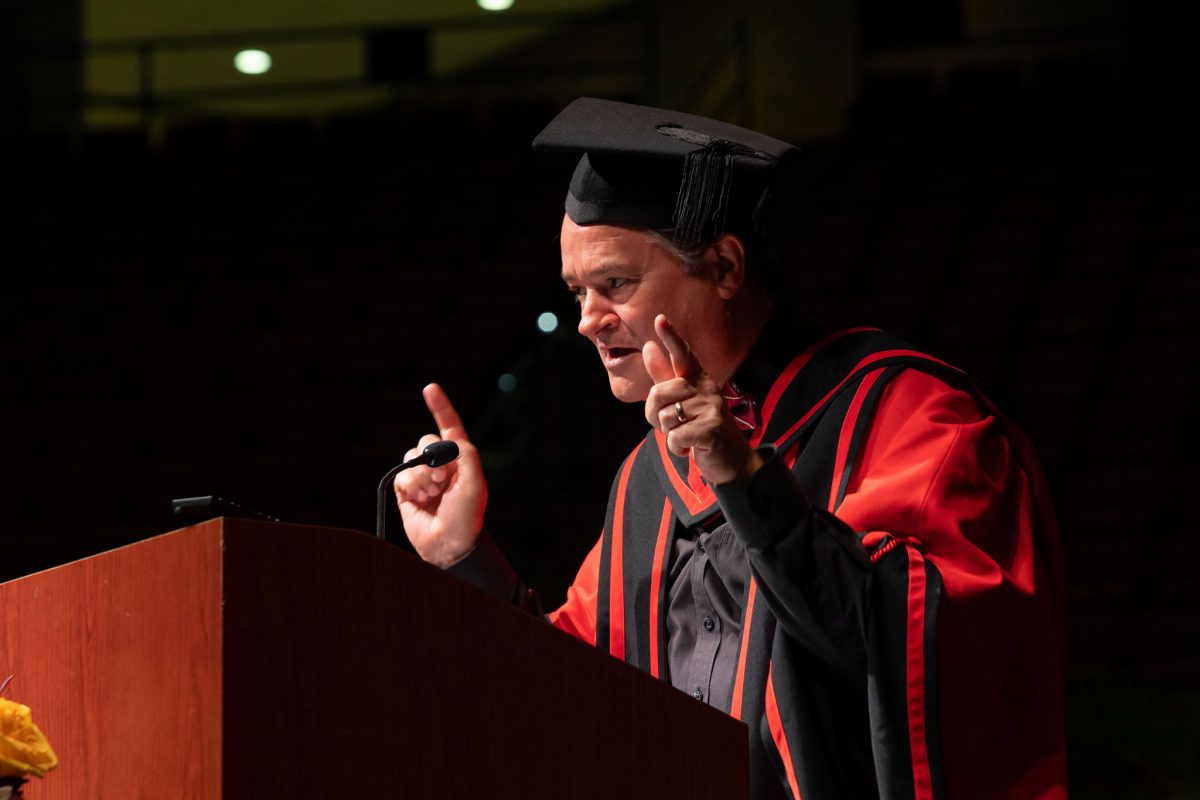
[708,291,775,389]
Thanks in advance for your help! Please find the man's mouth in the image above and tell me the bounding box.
[601,346,639,367]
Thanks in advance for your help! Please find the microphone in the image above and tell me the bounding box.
[375,440,460,540]
[171,495,280,524]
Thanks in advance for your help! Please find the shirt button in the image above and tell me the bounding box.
[693,688,704,701]
[703,616,715,632]
[697,540,706,554]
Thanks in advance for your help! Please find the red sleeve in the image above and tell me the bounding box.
[840,369,1031,572]
[547,534,603,646]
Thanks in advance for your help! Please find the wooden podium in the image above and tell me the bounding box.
[0,519,748,798]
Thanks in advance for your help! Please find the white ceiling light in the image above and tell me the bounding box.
[477,0,515,10]
[234,50,273,75]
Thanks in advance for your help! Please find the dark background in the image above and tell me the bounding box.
[3,0,1198,796]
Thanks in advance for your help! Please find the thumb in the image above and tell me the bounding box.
[642,339,675,384]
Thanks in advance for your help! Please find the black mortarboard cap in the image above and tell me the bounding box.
[532,97,800,245]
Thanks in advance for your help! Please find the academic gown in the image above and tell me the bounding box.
[537,323,1068,800]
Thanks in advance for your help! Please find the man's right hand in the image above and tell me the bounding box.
[394,383,487,568]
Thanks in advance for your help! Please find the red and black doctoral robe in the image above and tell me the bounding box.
[547,327,1068,800]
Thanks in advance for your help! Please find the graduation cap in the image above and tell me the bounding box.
[532,97,800,246]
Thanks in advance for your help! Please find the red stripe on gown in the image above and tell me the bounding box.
[728,579,758,719]
[607,442,643,659]
[647,499,672,678]
[906,546,934,800]
[766,666,803,800]
[828,367,885,510]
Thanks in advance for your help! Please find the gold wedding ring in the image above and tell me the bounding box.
[674,401,688,424]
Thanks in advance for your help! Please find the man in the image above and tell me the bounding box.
[394,98,1067,799]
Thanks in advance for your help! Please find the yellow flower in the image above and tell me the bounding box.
[0,698,58,779]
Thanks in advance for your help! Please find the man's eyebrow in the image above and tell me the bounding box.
[561,263,626,283]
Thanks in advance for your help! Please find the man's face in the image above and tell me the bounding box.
[560,215,725,403]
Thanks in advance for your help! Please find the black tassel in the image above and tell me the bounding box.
[674,143,736,244]
[657,124,774,244]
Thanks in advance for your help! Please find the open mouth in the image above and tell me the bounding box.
[602,346,639,366]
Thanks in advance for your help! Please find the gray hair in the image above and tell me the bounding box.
[644,229,711,276]
[645,227,779,291]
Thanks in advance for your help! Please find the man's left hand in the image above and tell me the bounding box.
[642,314,762,486]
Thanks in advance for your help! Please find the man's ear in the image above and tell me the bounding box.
[710,234,747,300]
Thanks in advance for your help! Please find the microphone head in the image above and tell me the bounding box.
[422,440,460,468]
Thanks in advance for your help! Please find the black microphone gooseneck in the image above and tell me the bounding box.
[375,440,460,540]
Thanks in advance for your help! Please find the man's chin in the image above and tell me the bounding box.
[606,373,651,404]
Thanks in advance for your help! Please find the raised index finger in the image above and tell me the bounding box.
[654,315,703,380]
[422,383,468,441]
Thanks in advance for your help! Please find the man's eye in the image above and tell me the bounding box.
[606,277,627,290]
[568,287,585,304]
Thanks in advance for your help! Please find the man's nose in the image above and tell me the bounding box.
[577,292,617,338]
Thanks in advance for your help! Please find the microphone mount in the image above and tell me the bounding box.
[375,440,460,540]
